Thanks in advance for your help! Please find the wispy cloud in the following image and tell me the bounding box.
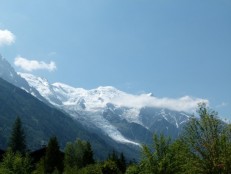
[14,56,57,72]
[0,29,15,46]
[216,102,228,108]
[112,93,209,113]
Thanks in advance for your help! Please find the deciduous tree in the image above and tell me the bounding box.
[181,103,231,173]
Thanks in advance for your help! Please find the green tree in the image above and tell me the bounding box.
[8,117,27,155]
[76,164,102,174]
[64,139,94,172]
[101,160,121,174]
[44,136,63,174]
[107,150,118,162]
[0,149,31,174]
[140,134,180,174]
[82,141,95,167]
[181,103,231,173]
[118,153,126,173]
[125,164,140,174]
[107,150,127,173]
[32,158,45,174]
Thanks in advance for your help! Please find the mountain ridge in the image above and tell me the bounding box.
[18,72,192,146]
[0,55,49,104]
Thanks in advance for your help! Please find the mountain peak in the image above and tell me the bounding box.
[0,58,48,103]
[52,82,80,92]
[97,86,118,91]
[0,55,17,81]
[18,73,50,87]
[92,86,124,97]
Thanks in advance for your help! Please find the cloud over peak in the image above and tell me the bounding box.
[14,56,57,72]
[112,93,209,113]
[0,29,15,46]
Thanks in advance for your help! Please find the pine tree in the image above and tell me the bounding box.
[107,151,117,161]
[82,141,94,167]
[107,150,127,173]
[8,117,27,155]
[44,136,63,174]
[118,153,126,174]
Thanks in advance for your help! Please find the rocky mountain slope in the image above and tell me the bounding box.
[19,73,192,146]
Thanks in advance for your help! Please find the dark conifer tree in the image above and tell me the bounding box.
[107,150,127,173]
[44,136,63,174]
[8,117,27,155]
[118,153,126,173]
[107,150,118,162]
[82,141,95,166]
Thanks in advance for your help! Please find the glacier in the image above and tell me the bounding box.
[17,72,207,146]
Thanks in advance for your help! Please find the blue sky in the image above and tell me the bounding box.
[0,0,231,119]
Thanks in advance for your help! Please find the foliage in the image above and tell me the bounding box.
[32,158,45,174]
[125,164,140,174]
[8,117,27,155]
[140,134,181,174]
[118,152,127,173]
[180,103,231,173]
[101,160,121,174]
[138,104,231,174]
[0,149,31,174]
[64,139,94,172]
[76,164,102,174]
[44,136,63,174]
[107,150,127,173]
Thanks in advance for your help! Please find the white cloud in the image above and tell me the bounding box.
[111,93,209,113]
[0,29,15,46]
[14,56,57,72]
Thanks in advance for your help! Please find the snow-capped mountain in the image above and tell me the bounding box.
[0,57,211,160]
[19,72,196,146]
[0,57,207,147]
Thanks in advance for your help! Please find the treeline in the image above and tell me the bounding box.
[0,116,128,173]
[0,104,231,174]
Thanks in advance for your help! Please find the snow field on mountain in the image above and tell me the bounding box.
[18,72,207,145]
